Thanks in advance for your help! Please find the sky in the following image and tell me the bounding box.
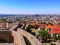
[0,0,60,14]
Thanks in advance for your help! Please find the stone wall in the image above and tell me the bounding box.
[0,30,13,43]
[11,24,40,45]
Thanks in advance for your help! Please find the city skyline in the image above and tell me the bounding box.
[0,0,60,14]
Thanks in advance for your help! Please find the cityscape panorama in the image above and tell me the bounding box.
[0,0,60,45]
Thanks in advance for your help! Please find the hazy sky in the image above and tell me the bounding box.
[0,0,60,14]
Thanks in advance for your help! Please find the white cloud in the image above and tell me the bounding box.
[0,6,60,14]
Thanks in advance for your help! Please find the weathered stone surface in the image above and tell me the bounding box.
[0,30,13,43]
[12,31,26,45]
[0,43,13,45]
[17,28,40,45]
[10,24,40,45]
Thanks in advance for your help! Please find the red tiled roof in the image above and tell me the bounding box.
[49,28,60,34]
[38,24,45,28]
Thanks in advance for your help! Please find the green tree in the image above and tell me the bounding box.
[52,34,57,41]
[38,28,51,43]
[1,18,7,23]
[38,28,49,39]
[28,24,38,29]
[33,24,38,29]
[58,34,60,40]
[15,18,20,21]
